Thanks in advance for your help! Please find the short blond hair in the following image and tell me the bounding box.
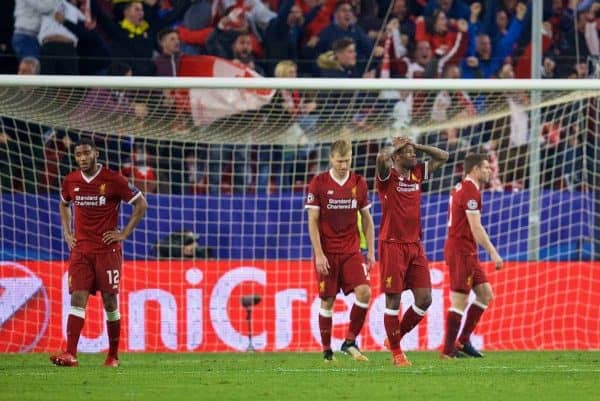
[330,139,352,157]
[274,60,297,78]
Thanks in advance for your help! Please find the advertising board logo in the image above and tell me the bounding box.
[0,262,50,352]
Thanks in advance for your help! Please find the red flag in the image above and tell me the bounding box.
[178,55,275,126]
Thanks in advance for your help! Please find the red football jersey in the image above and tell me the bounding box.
[60,165,142,253]
[446,177,481,255]
[305,170,371,254]
[376,162,428,243]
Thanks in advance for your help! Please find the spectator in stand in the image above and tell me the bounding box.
[220,0,276,31]
[388,0,416,45]
[177,0,214,55]
[431,63,476,123]
[154,28,181,76]
[387,36,436,78]
[317,37,374,77]
[17,56,41,74]
[555,1,599,77]
[121,139,158,194]
[12,0,59,60]
[37,0,85,75]
[492,62,528,191]
[207,30,258,194]
[1,55,46,192]
[263,0,307,76]
[205,5,264,62]
[314,1,380,72]
[256,60,318,193]
[300,0,336,41]
[316,37,376,171]
[90,0,190,76]
[562,130,585,191]
[415,9,469,76]
[182,148,209,194]
[424,0,470,21]
[1,0,17,74]
[231,31,264,75]
[357,0,383,42]
[462,2,526,78]
[57,0,111,75]
[81,62,153,175]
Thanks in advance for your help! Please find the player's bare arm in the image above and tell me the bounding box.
[360,208,376,271]
[307,208,330,275]
[376,146,394,179]
[413,143,449,172]
[59,200,76,250]
[466,212,503,270]
[103,195,148,245]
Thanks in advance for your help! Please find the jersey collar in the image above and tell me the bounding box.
[465,175,480,191]
[329,169,350,186]
[81,164,103,184]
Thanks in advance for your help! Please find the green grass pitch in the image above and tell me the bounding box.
[2,351,599,401]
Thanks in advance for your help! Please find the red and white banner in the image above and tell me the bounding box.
[178,55,275,126]
[1,260,600,353]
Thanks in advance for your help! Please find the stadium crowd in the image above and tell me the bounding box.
[0,0,598,195]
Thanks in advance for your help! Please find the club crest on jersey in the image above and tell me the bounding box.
[99,183,106,195]
[351,186,357,198]
[467,199,478,210]
[307,193,315,203]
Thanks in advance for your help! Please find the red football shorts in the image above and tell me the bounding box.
[317,251,370,298]
[445,249,488,294]
[69,249,123,294]
[379,241,431,294]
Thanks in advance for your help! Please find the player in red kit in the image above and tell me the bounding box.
[442,153,502,358]
[50,138,147,367]
[306,139,376,362]
[376,136,448,367]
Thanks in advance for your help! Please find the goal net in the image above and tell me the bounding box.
[1,76,599,353]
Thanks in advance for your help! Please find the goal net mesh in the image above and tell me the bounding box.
[1,78,599,353]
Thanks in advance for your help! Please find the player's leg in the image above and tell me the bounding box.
[50,252,93,367]
[400,287,430,338]
[97,251,123,367]
[442,251,472,357]
[50,290,90,367]
[319,296,336,362]
[380,242,411,366]
[383,293,411,366]
[442,291,469,358]
[400,244,432,339]
[101,292,120,367]
[340,253,370,361]
[456,281,493,358]
[317,253,340,362]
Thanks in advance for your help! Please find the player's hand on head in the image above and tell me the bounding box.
[102,230,126,245]
[392,136,411,151]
